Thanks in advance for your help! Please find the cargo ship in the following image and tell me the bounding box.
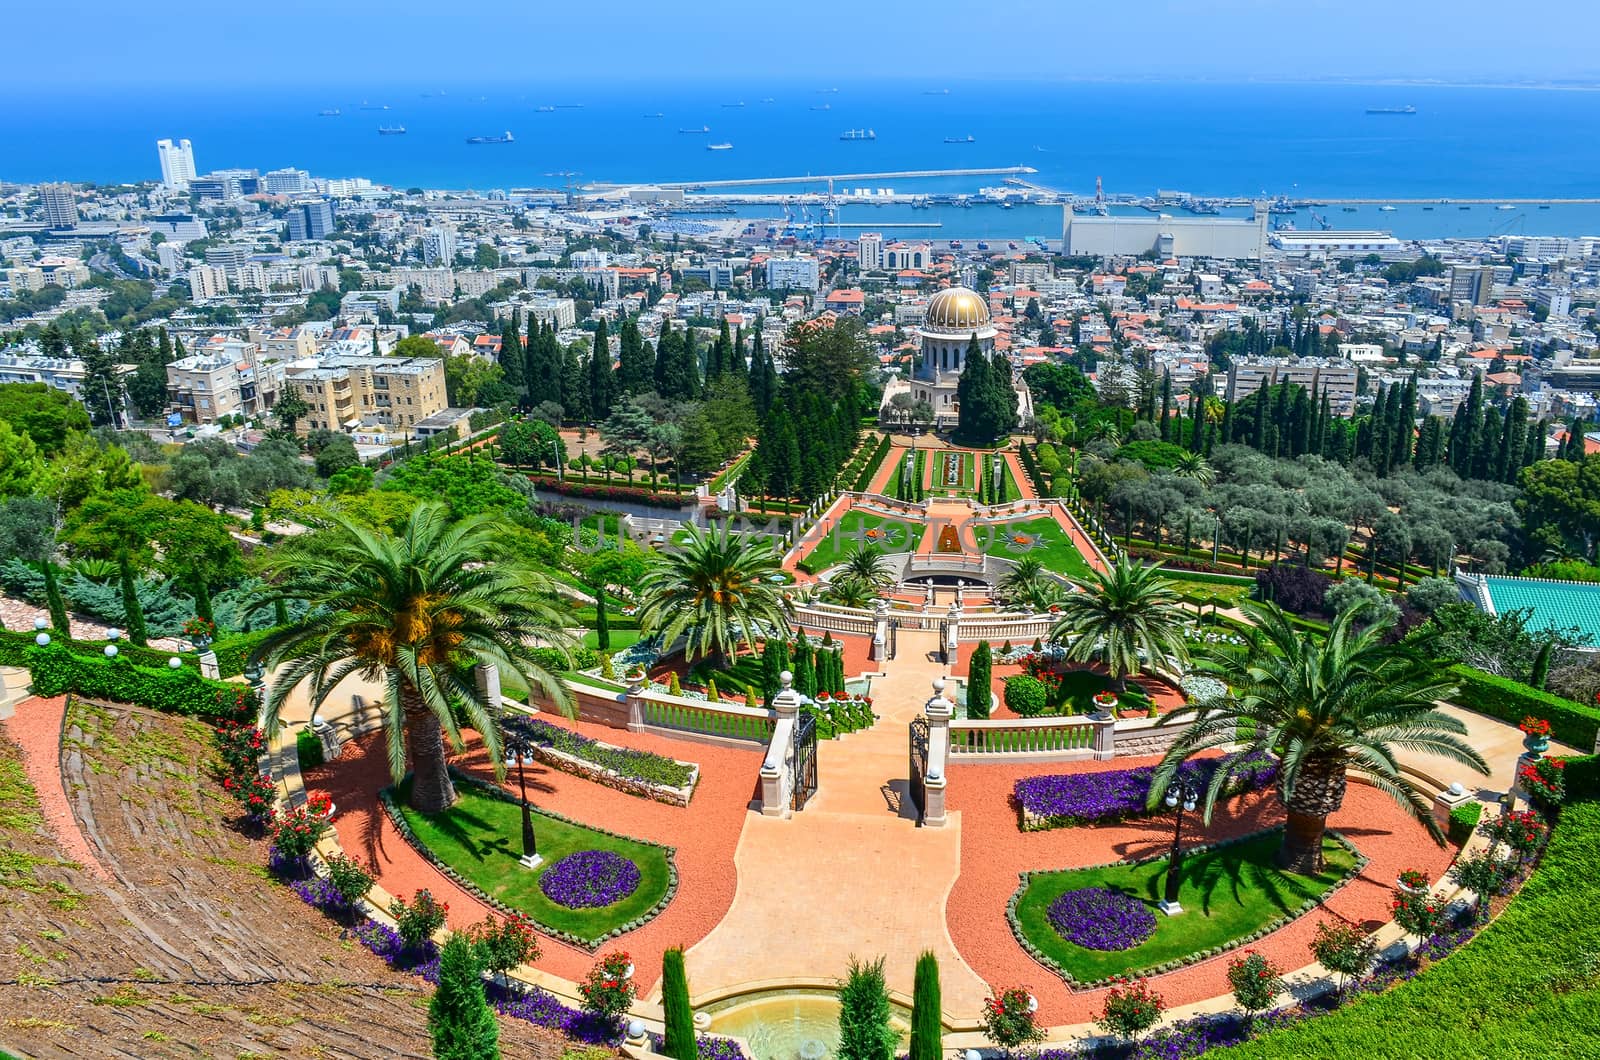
[1365,105,1417,115]
[378,125,406,135]
[707,142,733,151]
[840,128,876,141]
[466,130,513,144]
[944,134,975,144]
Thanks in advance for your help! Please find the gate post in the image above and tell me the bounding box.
[944,601,961,662]
[1092,711,1117,760]
[760,671,799,817]
[923,680,953,828]
[475,662,502,712]
[871,599,889,662]
[626,674,647,732]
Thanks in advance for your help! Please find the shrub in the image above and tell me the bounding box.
[1226,951,1284,1014]
[1003,674,1049,716]
[909,952,941,1060]
[1392,889,1445,939]
[1095,977,1164,1042]
[579,951,636,1023]
[1254,565,1336,615]
[429,932,500,1060]
[296,727,324,771]
[983,986,1045,1053]
[967,641,993,720]
[26,643,256,721]
[1520,757,1566,809]
[1482,809,1548,860]
[1448,850,1508,903]
[1447,801,1484,845]
[1309,919,1376,993]
[661,947,697,1060]
[324,853,375,911]
[471,912,541,979]
[391,888,450,954]
[268,794,331,864]
[838,956,897,1060]
[503,716,693,789]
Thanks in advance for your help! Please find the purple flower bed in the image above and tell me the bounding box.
[650,1032,748,1060]
[290,875,355,919]
[1015,751,1278,828]
[539,849,642,909]
[1046,887,1157,951]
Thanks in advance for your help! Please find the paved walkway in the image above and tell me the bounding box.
[1,695,110,880]
[685,630,992,1012]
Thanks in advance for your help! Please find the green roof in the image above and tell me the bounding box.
[1483,576,1600,643]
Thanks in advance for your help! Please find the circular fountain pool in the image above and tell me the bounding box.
[704,990,910,1060]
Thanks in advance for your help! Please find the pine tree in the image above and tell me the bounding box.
[837,956,897,1060]
[909,952,943,1060]
[117,551,147,646]
[77,327,124,427]
[661,947,697,1060]
[428,933,500,1060]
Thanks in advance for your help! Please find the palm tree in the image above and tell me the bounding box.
[996,555,1063,613]
[824,574,877,609]
[839,544,894,590]
[258,502,574,814]
[1173,451,1215,486]
[1047,556,1190,692]
[638,522,792,669]
[1151,600,1488,875]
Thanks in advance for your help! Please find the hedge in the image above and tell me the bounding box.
[25,643,256,720]
[851,434,893,492]
[1221,761,1600,1058]
[1449,665,1599,750]
[212,627,283,678]
[1157,567,1257,587]
[522,475,691,507]
[0,628,192,671]
[1447,801,1483,846]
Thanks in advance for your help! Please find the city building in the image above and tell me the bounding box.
[422,226,457,266]
[264,168,311,195]
[156,138,197,189]
[1449,265,1497,306]
[1063,204,1270,259]
[143,213,208,242]
[165,343,284,424]
[204,244,252,270]
[286,199,335,242]
[37,184,79,228]
[878,286,1031,429]
[1226,357,1359,416]
[1269,230,1404,256]
[765,255,821,291]
[187,264,229,300]
[857,232,885,271]
[284,354,448,433]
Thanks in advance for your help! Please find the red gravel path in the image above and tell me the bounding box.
[306,715,761,992]
[2,696,109,880]
[946,755,1451,1024]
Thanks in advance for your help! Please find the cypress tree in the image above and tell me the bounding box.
[117,551,147,646]
[1271,380,1291,458]
[1189,393,1205,452]
[1250,383,1268,452]
[1157,371,1172,441]
[729,325,748,380]
[1394,372,1418,468]
[1473,405,1501,481]
[561,342,588,422]
[654,321,678,396]
[499,322,526,396]
[1566,417,1588,463]
[909,952,943,1060]
[274,599,290,626]
[838,956,897,1060]
[191,570,214,625]
[618,316,651,394]
[967,642,992,719]
[709,319,731,381]
[674,324,702,399]
[661,947,697,1060]
[1219,401,1234,446]
[428,933,500,1060]
[761,638,784,706]
[42,562,70,637]
[1531,642,1553,690]
[1316,392,1332,457]
[588,317,613,420]
[1290,386,1311,457]
[792,632,815,696]
[1523,418,1547,471]
[594,586,611,651]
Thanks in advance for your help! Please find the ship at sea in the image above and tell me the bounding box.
[318,108,341,116]
[1366,105,1417,115]
[679,125,710,134]
[707,142,733,151]
[722,101,745,108]
[359,101,389,110]
[466,130,514,144]
[944,134,975,144]
[810,103,831,111]
[378,125,406,135]
[840,128,876,141]
[536,105,557,112]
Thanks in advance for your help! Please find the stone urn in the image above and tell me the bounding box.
[1523,732,1550,758]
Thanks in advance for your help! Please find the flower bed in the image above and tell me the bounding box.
[504,715,698,806]
[1014,750,1278,831]
[1047,887,1157,951]
[540,850,643,909]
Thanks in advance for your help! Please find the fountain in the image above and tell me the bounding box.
[705,990,911,1060]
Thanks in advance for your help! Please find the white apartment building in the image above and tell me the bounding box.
[765,255,821,291]
[187,264,229,300]
[38,184,79,228]
[156,138,198,189]
[422,227,457,266]
[857,233,884,271]
[264,168,311,195]
[1225,357,1359,416]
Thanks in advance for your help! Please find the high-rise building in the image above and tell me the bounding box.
[1449,265,1496,307]
[263,168,310,195]
[285,199,334,242]
[422,226,456,266]
[37,184,79,227]
[857,232,884,271]
[204,244,252,270]
[187,264,230,300]
[156,139,197,189]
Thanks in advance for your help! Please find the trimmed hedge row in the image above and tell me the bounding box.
[212,627,282,678]
[25,643,256,720]
[0,628,188,670]
[851,434,893,492]
[1449,665,1599,750]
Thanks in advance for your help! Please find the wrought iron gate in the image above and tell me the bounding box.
[887,619,899,660]
[791,711,818,812]
[908,714,930,826]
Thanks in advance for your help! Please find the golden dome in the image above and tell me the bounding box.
[924,287,991,332]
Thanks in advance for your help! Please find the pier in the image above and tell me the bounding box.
[643,166,1037,189]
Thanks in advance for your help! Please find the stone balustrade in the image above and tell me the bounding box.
[949,713,1114,760]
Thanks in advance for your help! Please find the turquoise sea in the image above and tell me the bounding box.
[7,80,1599,241]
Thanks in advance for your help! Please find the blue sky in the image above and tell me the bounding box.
[15,0,1600,86]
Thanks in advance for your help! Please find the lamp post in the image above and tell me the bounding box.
[1159,777,1200,915]
[502,723,541,868]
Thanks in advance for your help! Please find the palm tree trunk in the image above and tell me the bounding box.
[1277,810,1327,874]
[1276,757,1346,874]
[403,684,457,814]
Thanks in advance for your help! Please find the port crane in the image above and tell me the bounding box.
[545,171,582,205]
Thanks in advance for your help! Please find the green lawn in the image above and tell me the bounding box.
[583,628,644,652]
[1013,831,1360,983]
[1006,667,1153,715]
[803,511,927,571]
[393,776,673,945]
[883,450,927,500]
[979,517,1094,578]
[929,450,976,494]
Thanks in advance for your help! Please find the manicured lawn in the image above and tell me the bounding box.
[1013,831,1360,983]
[583,628,644,651]
[979,517,1094,578]
[883,450,927,500]
[929,450,976,494]
[803,510,927,570]
[1004,667,1153,715]
[393,776,673,944]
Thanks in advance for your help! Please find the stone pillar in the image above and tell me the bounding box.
[1432,782,1475,835]
[1091,712,1117,760]
[923,680,953,828]
[198,650,221,680]
[626,676,647,733]
[310,713,342,761]
[944,601,961,662]
[760,671,799,817]
[0,667,27,721]
[925,584,935,609]
[475,662,502,712]
[871,600,889,662]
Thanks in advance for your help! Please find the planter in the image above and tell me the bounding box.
[1523,734,1550,757]
[1397,880,1427,897]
